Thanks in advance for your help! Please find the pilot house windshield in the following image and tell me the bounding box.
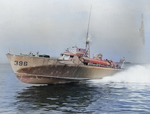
[59,54,70,60]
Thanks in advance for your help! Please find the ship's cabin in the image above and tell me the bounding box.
[59,53,74,60]
[66,46,86,56]
[58,46,86,61]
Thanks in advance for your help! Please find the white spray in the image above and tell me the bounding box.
[90,64,150,84]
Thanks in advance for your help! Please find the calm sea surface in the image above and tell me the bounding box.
[0,63,150,114]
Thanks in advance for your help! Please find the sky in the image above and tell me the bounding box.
[0,0,150,63]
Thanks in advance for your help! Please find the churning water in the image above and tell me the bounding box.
[0,63,150,114]
[91,64,150,83]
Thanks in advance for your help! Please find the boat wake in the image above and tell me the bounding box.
[89,64,150,84]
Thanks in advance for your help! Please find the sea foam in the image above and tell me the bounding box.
[90,64,150,83]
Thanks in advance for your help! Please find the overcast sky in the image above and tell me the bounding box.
[0,0,150,63]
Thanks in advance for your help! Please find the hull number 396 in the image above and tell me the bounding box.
[14,61,28,66]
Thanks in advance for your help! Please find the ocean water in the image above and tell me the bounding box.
[0,63,150,114]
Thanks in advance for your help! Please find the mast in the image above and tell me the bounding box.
[85,6,92,57]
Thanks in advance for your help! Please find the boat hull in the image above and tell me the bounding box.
[6,54,122,84]
[15,73,82,84]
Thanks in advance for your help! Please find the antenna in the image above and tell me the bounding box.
[85,6,92,57]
